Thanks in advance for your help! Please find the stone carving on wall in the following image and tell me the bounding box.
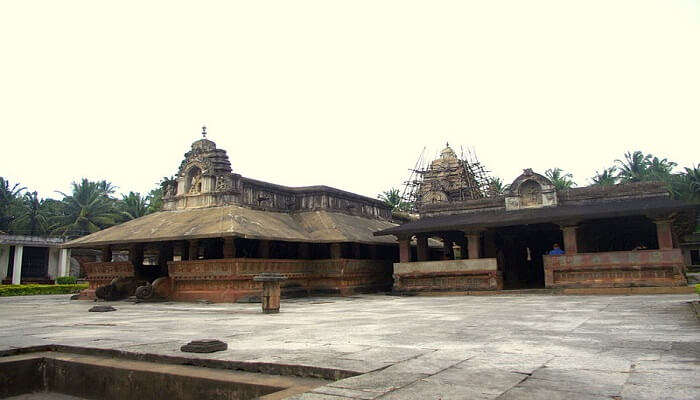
[505,168,557,211]
[215,175,233,192]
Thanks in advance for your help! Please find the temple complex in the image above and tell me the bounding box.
[375,144,696,293]
[63,129,399,302]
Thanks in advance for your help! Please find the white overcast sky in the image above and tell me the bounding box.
[1,1,698,200]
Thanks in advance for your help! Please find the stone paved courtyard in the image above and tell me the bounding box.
[0,293,698,399]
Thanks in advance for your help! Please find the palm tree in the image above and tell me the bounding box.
[119,192,149,220]
[52,179,120,239]
[487,177,510,196]
[545,168,576,190]
[591,167,618,186]
[616,151,652,183]
[669,164,700,202]
[378,188,403,209]
[647,156,677,180]
[0,177,26,232]
[14,191,50,236]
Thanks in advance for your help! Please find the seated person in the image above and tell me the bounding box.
[548,243,565,255]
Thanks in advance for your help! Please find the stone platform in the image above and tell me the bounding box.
[0,293,698,399]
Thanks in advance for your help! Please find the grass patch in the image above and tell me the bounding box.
[0,284,88,297]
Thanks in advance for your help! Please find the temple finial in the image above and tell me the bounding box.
[201,125,207,138]
[446,141,449,148]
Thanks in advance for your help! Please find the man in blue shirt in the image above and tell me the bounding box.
[548,243,565,255]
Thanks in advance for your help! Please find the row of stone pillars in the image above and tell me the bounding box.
[0,245,71,284]
[397,219,676,263]
[100,240,386,265]
[399,231,483,263]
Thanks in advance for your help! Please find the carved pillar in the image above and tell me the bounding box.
[257,240,270,258]
[561,226,578,254]
[351,243,362,259]
[188,240,199,261]
[223,237,236,258]
[416,235,429,261]
[368,244,379,260]
[398,236,411,263]
[329,243,342,259]
[101,245,112,263]
[442,235,454,260]
[466,232,481,259]
[128,243,144,266]
[654,220,674,249]
[298,242,311,259]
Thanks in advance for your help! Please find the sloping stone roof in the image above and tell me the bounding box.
[63,206,399,248]
[375,197,696,236]
[0,235,64,247]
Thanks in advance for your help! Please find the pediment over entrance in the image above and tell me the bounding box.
[505,168,558,211]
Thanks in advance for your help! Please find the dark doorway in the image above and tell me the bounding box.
[494,224,562,289]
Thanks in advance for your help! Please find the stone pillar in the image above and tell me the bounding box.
[298,243,311,259]
[368,244,380,260]
[561,226,578,254]
[47,248,60,279]
[253,273,286,314]
[101,245,112,263]
[398,237,411,263]
[466,232,481,259]
[129,244,144,266]
[12,245,24,284]
[223,237,237,258]
[58,248,71,277]
[0,245,10,281]
[654,220,674,250]
[257,240,271,258]
[442,236,454,260]
[351,243,362,259]
[158,242,174,274]
[416,235,429,261]
[188,240,199,260]
[330,243,342,259]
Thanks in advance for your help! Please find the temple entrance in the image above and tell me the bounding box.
[494,223,562,289]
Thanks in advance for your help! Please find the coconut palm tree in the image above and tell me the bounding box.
[591,167,618,186]
[545,168,576,190]
[647,156,677,180]
[616,151,652,183]
[119,192,149,220]
[14,191,51,236]
[669,164,700,202]
[52,179,120,239]
[0,177,26,233]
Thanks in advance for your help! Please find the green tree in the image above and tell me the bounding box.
[591,167,618,186]
[668,164,700,203]
[545,168,576,190]
[13,191,51,236]
[378,188,412,211]
[147,176,176,213]
[0,177,26,233]
[647,156,677,180]
[118,192,149,220]
[487,177,510,196]
[616,151,652,183]
[51,179,120,239]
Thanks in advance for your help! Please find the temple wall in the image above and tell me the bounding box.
[168,258,393,302]
[80,262,135,299]
[543,249,687,288]
[393,258,502,293]
[79,259,392,302]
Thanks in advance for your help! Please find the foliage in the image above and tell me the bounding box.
[55,276,77,284]
[119,192,149,220]
[147,176,176,213]
[378,188,412,211]
[487,177,510,196]
[0,177,25,233]
[591,167,618,186]
[51,179,121,239]
[544,168,576,190]
[616,151,653,183]
[667,164,700,203]
[0,283,87,297]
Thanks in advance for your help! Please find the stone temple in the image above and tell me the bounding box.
[63,138,696,301]
[64,130,401,302]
